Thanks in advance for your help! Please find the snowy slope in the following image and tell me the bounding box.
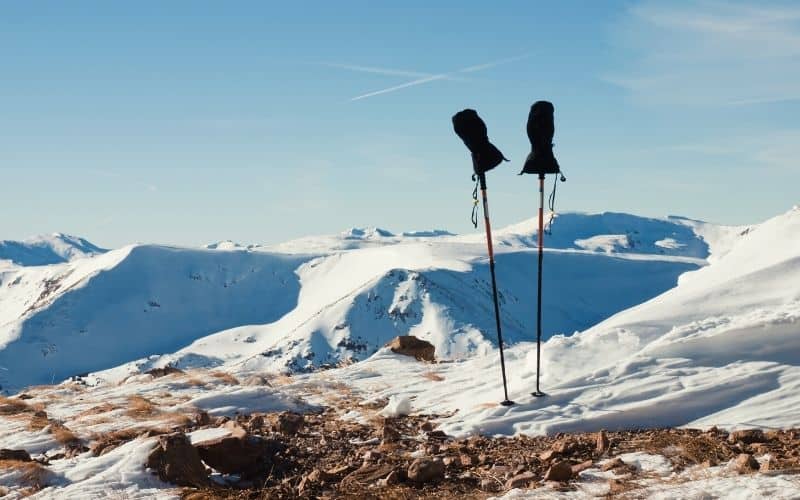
[123,212,711,379]
[0,233,106,267]
[0,245,310,392]
[0,212,712,393]
[310,207,800,436]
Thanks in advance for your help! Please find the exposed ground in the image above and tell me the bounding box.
[1,369,799,499]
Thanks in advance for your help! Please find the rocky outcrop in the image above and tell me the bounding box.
[385,336,435,362]
[145,433,209,488]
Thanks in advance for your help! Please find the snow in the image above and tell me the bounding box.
[0,233,106,267]
[378,395,412,418]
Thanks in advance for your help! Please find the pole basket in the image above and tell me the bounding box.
[452,109,508,175]
[519,101,560,176]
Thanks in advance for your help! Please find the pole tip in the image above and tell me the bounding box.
[531,391,546,398]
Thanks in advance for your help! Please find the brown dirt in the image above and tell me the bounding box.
[173,408,800,499]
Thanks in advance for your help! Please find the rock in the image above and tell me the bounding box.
[298,469,333,495]
[732,453,759,474]
[760,456,778,472]
[601,457,626,472]
[551,439,575,455]
[194,433,285,479]
[145,366,184,378]
[572,460,594,475]
[222,420,248,439]
[729,429,766,444]
[385,336,435,362]
[65,442,89,459]
[344,463,395,484]
[505,471,537,489]
[751,443,769,455]
[539,449,558,461]
[193,411,211,427]
[0,449,32,462]
[242,374,272,386]
[543,461,573,482]
[380,469,401,486]
[407,458,445,483]
[381,421,401,443]
[608,478,628,495]
[145,433,208,487]
[325,464,354,477]
[480,478,501,492]
[460,453,478,467]
[363,450,382,462]
[443,456,457,467]
[700,458,718,468]
[596,430,609,455]
[276,412,304,436]
[427,430,448,441]
[247,414,265,432]
[420,421,434,432]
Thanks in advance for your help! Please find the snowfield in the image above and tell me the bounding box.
[1,208,799,498]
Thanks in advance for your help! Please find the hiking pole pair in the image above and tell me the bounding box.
[452,103,563,404]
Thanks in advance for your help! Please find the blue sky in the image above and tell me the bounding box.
[2,1,799,247]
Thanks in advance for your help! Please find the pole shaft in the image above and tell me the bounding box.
[536,175,545,394]
[479,174,511,403]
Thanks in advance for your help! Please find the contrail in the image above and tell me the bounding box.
[350,74,450,101]
[322,62,433,79]
[348,54,530,101]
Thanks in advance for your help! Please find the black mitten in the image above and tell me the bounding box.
[520,101,560,175]
[452,109,508,175]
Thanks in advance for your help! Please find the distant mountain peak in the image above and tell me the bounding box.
[0,233,106,267]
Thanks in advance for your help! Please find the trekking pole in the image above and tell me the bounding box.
[519,100,563,398]
[452,109,514,406]
[478,173,514,406]
[532,173,546,397]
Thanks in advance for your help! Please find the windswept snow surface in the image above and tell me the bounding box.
[0,212,712,392]
[307,208,800,437]
[0,233,106,267]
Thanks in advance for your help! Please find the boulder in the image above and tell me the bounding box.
[194,433,284,479]
[543,461,573,482]
[407,457,445,483]
[385,336,435,362]
[145,433,208,487]
[0,449,32,462]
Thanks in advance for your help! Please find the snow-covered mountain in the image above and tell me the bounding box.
[321,207,799,437]
[0,233,106,267]
[0,212,723,393]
